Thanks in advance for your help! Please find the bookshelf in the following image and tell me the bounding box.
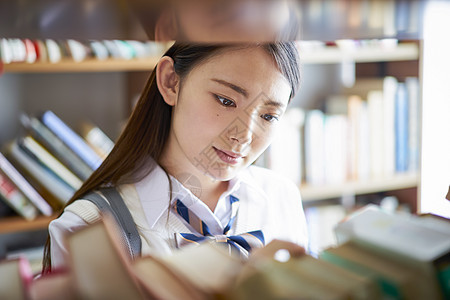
[0,214,57,234]
[300,173,419,202]
[301,42,419,64]
[1,43,418,73]
[0,39,421,259]
[2,57,159,73]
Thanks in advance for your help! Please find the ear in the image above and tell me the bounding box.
[154,10,178,41]
[156,56,179,106]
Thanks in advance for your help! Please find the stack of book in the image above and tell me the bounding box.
[0,110,114,220]
[0,38,167,64]
[1,205,448,299]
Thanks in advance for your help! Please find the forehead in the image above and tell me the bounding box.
[189,47,292,105]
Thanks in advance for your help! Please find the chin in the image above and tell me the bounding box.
[202,165,241,182]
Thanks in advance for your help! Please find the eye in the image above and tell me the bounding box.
[216,95,236,107]
[261,114,279,123]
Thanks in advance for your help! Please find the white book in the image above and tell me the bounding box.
[324,115,347,184]
[269,108,304,185]
[358,101,371,181]
[305,205,347,257]
[335,205,450,261]
[304,110,325,185]
[45,39,62,63]
[347,95,363,181]
[367,90,384,179]
[383,77,397,177]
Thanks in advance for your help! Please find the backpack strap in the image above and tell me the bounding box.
[81,187,141,259]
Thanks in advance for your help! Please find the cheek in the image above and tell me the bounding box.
[174,97,223,142]
[250,125,277,155]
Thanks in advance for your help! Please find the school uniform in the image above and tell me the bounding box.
[49,163,308,269]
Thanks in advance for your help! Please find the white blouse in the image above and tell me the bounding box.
[49,163,308,269]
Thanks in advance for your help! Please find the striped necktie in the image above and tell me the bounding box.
[173,195,265,258]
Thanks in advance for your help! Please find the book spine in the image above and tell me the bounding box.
[324,115,347,184]
[383,77,397,177]
[40,111,102,170]
[0,171,38,220]
[395,83,409,173]
[0,152,52,216]
[406,77,420,173]
[268,108,303,185]
[367,91,384,179]
[82,125,114,160]
[24,116,93,181]
[21,136,82,191]
[6,141,74,206]
[320,251,403,300]
[304,110,325,185]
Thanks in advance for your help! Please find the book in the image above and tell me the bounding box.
[0,152,52,216]
[266,108,304,185]
[132,254,206,300]
[66,215,242,300]
[29,270,77,300]
[0,257,33,300]
[285,255,380,299]
[79,122,114,160]
[66,216,145,300]
[324,114,347,184]
[40,111,102,171]
[21,115,93,181]
[367,90,384,179]
[157,242,243,296]
[320,241,422,299]
[347,95,363,181]
[305,204,347,257]
[394,82,409,172]
[406,77,420,173]
[20,136,82,191]
[45,39,61,63]
[0,170,39,220]
[4,141,74,207]
[304,110,325,185]
[231,258,348,299]
[383,76,397,177]
[335,205,449,299]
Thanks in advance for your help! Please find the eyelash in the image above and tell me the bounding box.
[214,94,279,123]
[216,95,236,107]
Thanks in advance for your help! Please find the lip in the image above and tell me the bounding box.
[213,147,244,164]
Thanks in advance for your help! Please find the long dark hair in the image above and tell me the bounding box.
[42,42,301,274]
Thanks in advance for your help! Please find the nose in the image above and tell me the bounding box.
[227,113,256,147]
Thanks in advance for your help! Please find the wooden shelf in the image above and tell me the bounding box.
[2,57,160,73]
[301,43,419,64]
[0,214,58,234]
[300,173,419,202]
[1,43,419,73]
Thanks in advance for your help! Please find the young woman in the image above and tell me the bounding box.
[42,42,308,274]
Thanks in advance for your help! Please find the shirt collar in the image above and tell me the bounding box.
[134,162,258,229]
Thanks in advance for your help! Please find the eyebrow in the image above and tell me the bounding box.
[264,100,285,109]
[211,78,249,98]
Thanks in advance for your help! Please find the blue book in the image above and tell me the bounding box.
[40,111,102,170]
[394,83,409,173]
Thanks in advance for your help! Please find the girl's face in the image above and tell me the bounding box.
[164,47,292,181]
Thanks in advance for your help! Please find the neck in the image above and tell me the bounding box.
[159,157,229,212]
